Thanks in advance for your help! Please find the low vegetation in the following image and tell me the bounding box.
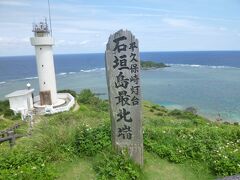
[57,89,77,98]
[0,100,22,130]
[0,90,239,179]
[0,100,17,119]
[141,61,169,69]
[144,103,240,176]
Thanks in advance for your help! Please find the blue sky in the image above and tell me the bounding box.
[0,0,240,56]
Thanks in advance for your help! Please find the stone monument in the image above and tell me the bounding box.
[105,29,143,165]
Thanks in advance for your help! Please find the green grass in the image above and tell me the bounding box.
[0,118,19,130]
[143,102,240,176]
[0,89,239,179]
[55,152,214,180]
[0,100,22,130]
[57,158,96,180]
[142,152,214,180]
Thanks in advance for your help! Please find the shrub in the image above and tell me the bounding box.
[78,89,95,104]
[155,112,165,116]
[2,109,21,120]
[233,122,239,126]
[74,123,111,156]
[185,107,197,114]
[58,89,77,97]
[94,149,141,180]
[3,109,15,117]
[151,105,159,110]
[168,109,182,116]
[150,109,154,112]
[78,89,109,112]
[0,100,10,115]
[169,109,199,120]
[144,125,240,176]
[0,148,57,180]
[0,117,111,179]
[0,100,20,120]
[0,100,9,107]
[11,113,21,120]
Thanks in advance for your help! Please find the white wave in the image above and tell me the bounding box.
[80,67,105,73]
[210,65,232,69]
[24,76,38,80]
[190,65,202,68]
[69,72,76,74]
[0,81,6,85]
[58,72,67,76]
[168,64,236,69]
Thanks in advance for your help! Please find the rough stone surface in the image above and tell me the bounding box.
[216,175,240,180]
[105,29,143,165]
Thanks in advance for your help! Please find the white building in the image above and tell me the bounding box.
[5,89,34,117]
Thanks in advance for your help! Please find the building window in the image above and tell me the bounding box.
[40,48,42,50]
[44,82,46,85]
[42,65,44,67]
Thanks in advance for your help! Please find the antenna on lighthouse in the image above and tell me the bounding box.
[47,0,52,36]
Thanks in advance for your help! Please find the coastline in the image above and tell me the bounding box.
[1,57,240,123]
[161,102,239,124]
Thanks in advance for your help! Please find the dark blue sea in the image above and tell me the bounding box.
[1,51,240,122]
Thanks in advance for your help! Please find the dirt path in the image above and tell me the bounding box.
[73,102,80,112]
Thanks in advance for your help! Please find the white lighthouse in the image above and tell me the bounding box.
[30,19,62,106]
[5,18,75,116]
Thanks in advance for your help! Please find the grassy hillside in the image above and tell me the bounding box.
[0,90,239,179]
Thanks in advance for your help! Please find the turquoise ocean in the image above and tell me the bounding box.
[0,51,240,122]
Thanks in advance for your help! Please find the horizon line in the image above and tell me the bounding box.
[1,50,240,58]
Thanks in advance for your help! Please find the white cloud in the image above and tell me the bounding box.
[162,18,196,28]
[55,39,66,46]
[122,13,166,17]
[219,27,227,31]
[55,39,90,46]
[51,4,240,23]
[79,40,90,45]
[0,0,30,6]
[0,37,29,45]
[111,5,182,14]
[0,1,240,55]
[102,41,107,45]
[58,28,100,34]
